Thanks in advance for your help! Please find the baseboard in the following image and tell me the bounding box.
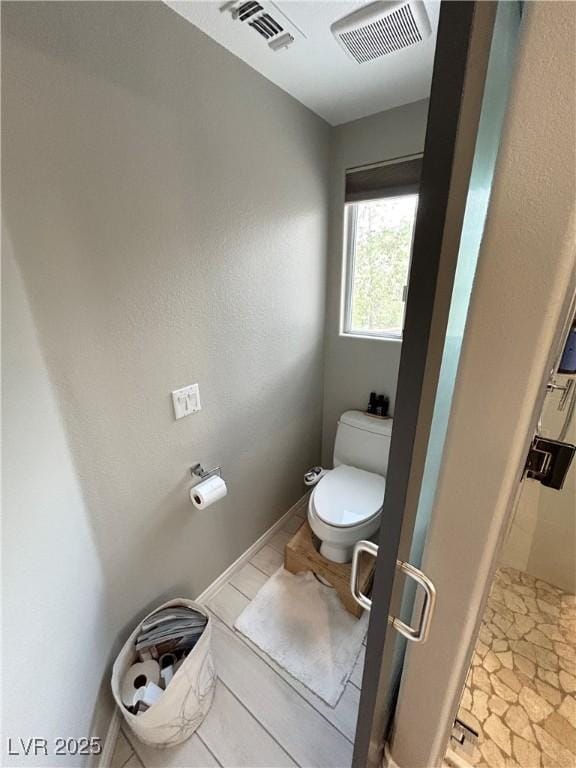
[195,492,309,605]
[96,709,120,768]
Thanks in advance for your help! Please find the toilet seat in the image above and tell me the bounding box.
[312,464,385,529]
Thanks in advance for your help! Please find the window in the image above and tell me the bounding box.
[342,193,418,340]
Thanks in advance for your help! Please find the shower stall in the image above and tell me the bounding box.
[449,317,576,768]
[501,372,575,594]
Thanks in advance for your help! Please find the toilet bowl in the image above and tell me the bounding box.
[305,409,392,564]
[308,464,385,563]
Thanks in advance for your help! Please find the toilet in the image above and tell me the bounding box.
[308,410,392,563]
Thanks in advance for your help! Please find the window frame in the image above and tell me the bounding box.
[341,192,418,342]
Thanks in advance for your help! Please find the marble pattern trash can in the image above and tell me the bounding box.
[111,599,216,748]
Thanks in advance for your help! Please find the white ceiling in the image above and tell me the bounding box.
[166,1,440,125]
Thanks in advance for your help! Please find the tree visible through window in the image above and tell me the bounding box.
[344,194,418,338]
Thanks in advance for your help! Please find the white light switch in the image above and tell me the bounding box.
[172,383,201,420]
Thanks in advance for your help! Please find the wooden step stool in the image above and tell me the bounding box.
[284,520,374,618]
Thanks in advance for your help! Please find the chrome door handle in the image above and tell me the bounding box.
[350,540,437,643]
[391,560,437,643]
[547,378,574,411]
[350,540,378,611]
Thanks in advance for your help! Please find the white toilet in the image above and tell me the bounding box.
[307,410,392,563]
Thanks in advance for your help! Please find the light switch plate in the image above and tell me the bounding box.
[172,383,201,420]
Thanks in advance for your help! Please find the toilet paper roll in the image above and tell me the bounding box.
[190,475,227,510]
[159,653,176,688]
[121,660,160,707]
[160,665,174,687]
[133,681,164,708]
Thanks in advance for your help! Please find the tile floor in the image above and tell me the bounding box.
[451,567,576,768]
[110,504,362,768]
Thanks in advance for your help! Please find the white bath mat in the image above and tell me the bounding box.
[234,568,368,707]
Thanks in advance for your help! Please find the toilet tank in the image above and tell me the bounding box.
[333,410,393,476]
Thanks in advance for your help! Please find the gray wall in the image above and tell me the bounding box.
[2,233,112,764]
[321,100,429,463]
[2,2,330,757]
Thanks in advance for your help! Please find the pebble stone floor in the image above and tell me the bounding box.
[451,567,576,768]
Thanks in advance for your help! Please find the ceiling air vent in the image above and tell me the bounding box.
[220,1,298,52]
[331,1,432,64]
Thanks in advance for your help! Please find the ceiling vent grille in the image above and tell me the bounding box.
[221,0,297,51]
[332,1,431,64]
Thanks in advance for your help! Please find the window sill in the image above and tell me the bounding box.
[339,331,403,343]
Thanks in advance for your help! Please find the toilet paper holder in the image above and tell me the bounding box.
[190,463,222,483]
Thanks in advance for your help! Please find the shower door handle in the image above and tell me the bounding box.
[350,540,437,643]
[350,540,378,611]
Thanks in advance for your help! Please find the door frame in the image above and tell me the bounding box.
[388,1,576,765]
[353,3,500,766]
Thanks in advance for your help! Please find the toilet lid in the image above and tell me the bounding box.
[313,465,385,528]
